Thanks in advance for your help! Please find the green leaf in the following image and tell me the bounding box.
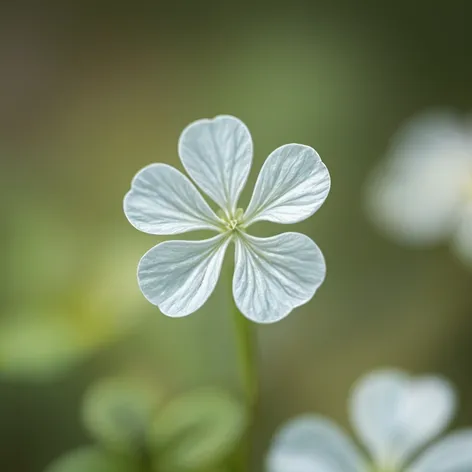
[82,377,161,454]
[0,315,84,381]
[44,447,138,472]
[148,388,247,472]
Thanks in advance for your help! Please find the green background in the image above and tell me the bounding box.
[2,1,472,470]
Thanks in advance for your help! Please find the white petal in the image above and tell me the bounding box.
[365,111,470,245]
[451,203,472,266]
[178,115,253,215]
[243,144,330,226]
[349,369,456,470]
[266,415,367,472]
[124,163,222,235]
[138,234,230,317]
[408,430,472,472]
[232,232,326,323]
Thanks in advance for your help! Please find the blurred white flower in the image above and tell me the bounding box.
[366,110,472,264]
[267,369,472,472]
[124,115,330,323]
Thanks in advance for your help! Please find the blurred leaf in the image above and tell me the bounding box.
[82,377,161,454]
[44,447,138,472]
[193,469,228,472]
[149,388,247,472]
[0,315,84,381]
[1,217,147,381]
[73,237,146,346]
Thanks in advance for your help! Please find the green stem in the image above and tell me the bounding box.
[232,302,258,409]
[230,291,258,472]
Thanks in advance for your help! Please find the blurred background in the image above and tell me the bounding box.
[2,1,472,470]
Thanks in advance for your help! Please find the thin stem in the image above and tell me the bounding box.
[232,303,258,409]
[229,275,258,472]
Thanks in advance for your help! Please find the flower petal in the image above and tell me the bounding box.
[408,430,472,472]
[365,111,470,245]
[232,232,326,323]
[138,234,230,317]
[243,144,330,226]
[178,115,253,215]
[124,163,222,235]
[266,415,367,472]
[349,369,456,470]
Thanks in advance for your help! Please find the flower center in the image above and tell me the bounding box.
[227,218,240,230]
[219,208,245,232]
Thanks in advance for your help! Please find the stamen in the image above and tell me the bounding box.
[221,207,245,231]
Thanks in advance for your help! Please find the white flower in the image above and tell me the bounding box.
[123,115,330,323]
[366,110,472,264]
[267,369,472,472]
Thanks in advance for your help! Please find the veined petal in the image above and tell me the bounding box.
[266,415,367,472]
[138,234,230,317]
[178,115,253,215]
[365,111,470,245]
[243,144,330,226]
[124,163,222,235]
[232,232,326,323]
[408,430,472,472]
[349,369,456,470]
